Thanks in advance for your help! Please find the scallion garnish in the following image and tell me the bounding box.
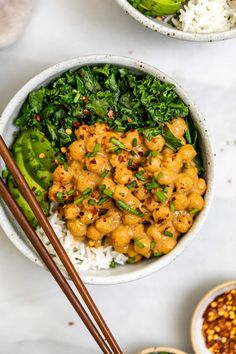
[128,158,133,166]
[163,186,169,193]
[88,199,96,206]
[110,137,125,150]
[156,190,167,202]
[115,200,144,217]
[110,259,117,268]
[98,184,106,191]
[156,172,164,181]
[170,201,175,212]
[101,169,109,178]
[153,252,162,257]
[2,170,9,179]
[132,138,138,147]
[150,241,156,249]
[128,256,136,263]
[126,180,137,189]
[130,150,136,156]
[134,239,145,249]
[87,142,100,158]
[74,188,92,204]
[101,236,107,246]
[144,150,150,157]
[145,178,159,190]
[164,230,173,237]
[98,196,110,205]
[135,170,145,182]
[56,191,64,202]
[67,189,75,196]
[189,208,200,216]
[103,189,113,197]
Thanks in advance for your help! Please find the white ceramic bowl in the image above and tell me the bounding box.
[137,346,188,354]
[0,55,214,284]
[115,0,236,42]
[191,280,236,354]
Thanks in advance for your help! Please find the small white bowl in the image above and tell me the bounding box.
[115,0,236,42]
[137,346,187,354]
[191,280,236,354]
[0,55,214,284]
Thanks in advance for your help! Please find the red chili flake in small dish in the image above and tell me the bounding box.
[202,289,236,353]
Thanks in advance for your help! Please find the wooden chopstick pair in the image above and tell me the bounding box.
[0,136,123,354]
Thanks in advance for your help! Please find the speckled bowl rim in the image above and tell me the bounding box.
[191,280,236,354]
[0,54,215,285]
[137,346,188,354]
[115,0,236,42]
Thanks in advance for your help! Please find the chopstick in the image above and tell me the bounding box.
[0,136,123,354]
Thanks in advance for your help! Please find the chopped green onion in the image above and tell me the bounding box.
[170,201,175,212]
[101,236,107,246]
[145,179,159,190]
[115,148,122,155]
[110,137,125,150]
[189,208,200,216]
[135,170,145,182]
[67,189,75,196]
[134,239,145,249]
[156,191,167,202]
[104,189,113,197]
[128,256,136,264]
[132,138,138,147]
[144,150,150,157]
[115,200,144,217]
[153,252,162,257]
[73,91,81,103]
[87,142,100,158]
[101,169,109,178]
[35,190,42,197]
[156,172,164,181]
[151,151,158,157]
[126,180,137,189]
[98,196,110,205]
[2,170,9,179]
[110,259,117,268]
[56,191,64,202]
[88,199,96,206]
[130,150,136,156]
[98,184,106,191]
[74,188,92,204]
[150,241,156,249]
[163,186,169,193]
[128,158,133,166]
[164,230,173,237]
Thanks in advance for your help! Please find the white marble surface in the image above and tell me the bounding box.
[0,1,236,353]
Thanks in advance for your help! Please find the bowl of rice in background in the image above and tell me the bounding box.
[115,0,236,41]
[0,55,214,284]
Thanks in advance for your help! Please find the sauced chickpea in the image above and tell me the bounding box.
[188,192,204,211]
[53,165,72,185]
[155,168,176,185]
[63,204,80,220]
[112,225,131,247]
[175,173,195,193]
[49,122,207,264]
[144,134,165,152]
[178,144,197,162]
[171,192,189,211]
[87,225,103,241]
[67,219,87,240]
[114,165,133,184]
[68,140,86,161]
[173,212,193,233]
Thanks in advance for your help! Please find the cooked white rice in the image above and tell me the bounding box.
[172,0,236,33]
[36,211,128,271]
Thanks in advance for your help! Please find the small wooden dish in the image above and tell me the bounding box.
[191,280,236,354]
[138,346,187,354]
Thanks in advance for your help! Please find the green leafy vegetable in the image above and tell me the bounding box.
[129,0,183,16]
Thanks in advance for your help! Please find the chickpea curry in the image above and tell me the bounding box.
[49,118,206,263]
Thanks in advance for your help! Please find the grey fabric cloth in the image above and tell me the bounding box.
[0,0,31,48]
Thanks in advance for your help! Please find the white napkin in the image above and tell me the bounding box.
[0,0,32,48]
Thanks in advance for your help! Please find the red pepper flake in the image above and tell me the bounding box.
[146,197,152,204]
[127,118,133,123]
[90,159,96,164]
[35,114,40,121]
[138,151,144,157]
[202,289,236,354]
[92,207,98,217]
